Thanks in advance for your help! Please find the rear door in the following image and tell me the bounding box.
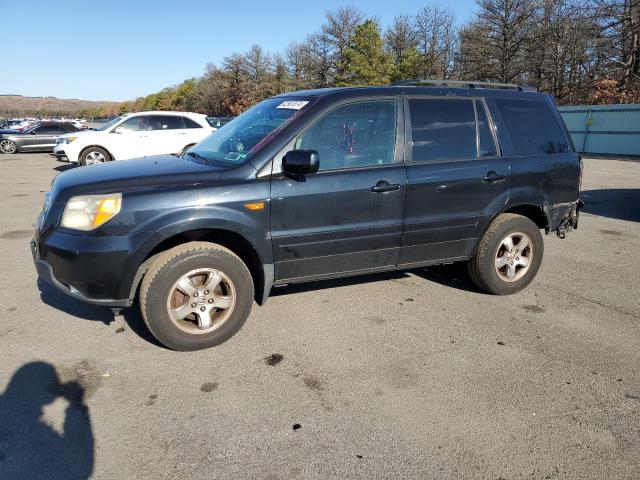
[270,99,407,282]
[182,116,212,147]
[399,97,509,266]
[146,115,188,155]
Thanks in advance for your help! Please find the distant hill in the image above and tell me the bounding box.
[0,95,118,116]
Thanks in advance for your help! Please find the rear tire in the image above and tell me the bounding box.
[0,140,17,154]
[467,213,543,295]
[79,146,110,166]
[139,242,254,351]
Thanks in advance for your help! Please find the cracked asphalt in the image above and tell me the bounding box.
[0,153,638,479]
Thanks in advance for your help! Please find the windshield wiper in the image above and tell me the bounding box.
[186,151,212,163]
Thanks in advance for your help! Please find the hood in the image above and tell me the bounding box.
[50,154,238,202]
[0,129,20,135]
[57,130,90,139]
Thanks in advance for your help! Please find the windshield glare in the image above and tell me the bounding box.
[97,116,125,131]
[188,97,313,164]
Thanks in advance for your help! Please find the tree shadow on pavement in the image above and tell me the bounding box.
[0,362,94,480]
[580,189,640,223]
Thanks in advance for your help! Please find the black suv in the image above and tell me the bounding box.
[32,81,582,350]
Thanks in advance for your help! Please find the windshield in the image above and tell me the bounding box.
[96,116,125,131]
[188,97,314,164]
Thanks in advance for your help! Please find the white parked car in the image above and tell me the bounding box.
[53,111,216,165]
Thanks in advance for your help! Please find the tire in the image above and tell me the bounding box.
[0,139,17,154]
[79,146,110,166]
[139,241,254,351]
[467,213,544,295]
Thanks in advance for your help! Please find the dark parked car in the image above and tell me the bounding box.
[32,81,582,350]
[0,122,81,154]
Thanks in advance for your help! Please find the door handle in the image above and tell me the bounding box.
[371,180,401,193]
[483,172,507,183]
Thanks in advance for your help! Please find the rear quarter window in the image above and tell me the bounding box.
[183,117,203,128]
[495,98,569,156]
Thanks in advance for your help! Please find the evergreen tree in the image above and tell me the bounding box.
[338,20,392,86]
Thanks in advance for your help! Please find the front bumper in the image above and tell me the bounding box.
[53,149,69,161]
[53,143,77,163]
[31,232,133,308]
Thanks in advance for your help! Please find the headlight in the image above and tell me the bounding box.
[60,193,122,231]
[59,136,78,144]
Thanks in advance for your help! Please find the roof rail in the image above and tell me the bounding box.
[391,79,536,92]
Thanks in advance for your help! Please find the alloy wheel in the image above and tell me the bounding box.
[494,232,533,282]
[0,140,16,154]
[166,268,236,334]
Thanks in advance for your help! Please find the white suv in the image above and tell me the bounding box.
[54,111,216,165]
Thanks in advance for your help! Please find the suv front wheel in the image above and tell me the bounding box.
[80,147,111,166]
[139,242,254,351]
[468,213,544,295]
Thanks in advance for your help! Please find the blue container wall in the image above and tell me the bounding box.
[559,104,640,156]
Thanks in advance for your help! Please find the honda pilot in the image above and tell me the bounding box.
[32,81,582,350]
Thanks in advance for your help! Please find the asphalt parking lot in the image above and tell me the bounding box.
[0,153,638,479]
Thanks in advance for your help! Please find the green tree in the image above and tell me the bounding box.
[337,20,392,86]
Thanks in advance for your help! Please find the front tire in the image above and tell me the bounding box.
[79,146,110,166]
[0,140,17,154]
[139,242,254,351]
[468,213,543,295]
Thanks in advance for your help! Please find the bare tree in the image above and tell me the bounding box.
[321,5,365,78]
[414,4,458,78]
[460,0,535,82]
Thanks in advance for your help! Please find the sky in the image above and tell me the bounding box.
[0,0,477,101]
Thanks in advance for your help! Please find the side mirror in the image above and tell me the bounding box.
[113,126,125,134]
[282,150,319,175]
[30,130,37,135]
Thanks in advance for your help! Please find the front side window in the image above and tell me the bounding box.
[118,116,151,132]
[495,98,569,156]
[188,97,315,164]
[409,99,477,162]
[295,101,397,171]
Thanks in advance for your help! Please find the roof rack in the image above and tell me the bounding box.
[391,79,536,92]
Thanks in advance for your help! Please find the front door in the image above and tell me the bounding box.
[109,115,154,160]
[21,124,62,151]
[399,97,510,266]
[270,99,407,282]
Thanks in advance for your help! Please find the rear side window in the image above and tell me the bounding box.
[149,115,185,130]
[183,117,203,129]
[408,99,477,161]
[34,125,60,134]
[476,101,497,157]
[495,99,569,156]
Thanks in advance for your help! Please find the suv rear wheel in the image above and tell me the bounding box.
[80,147,110,166]
[467,213,543,295]
[139,242,254,351]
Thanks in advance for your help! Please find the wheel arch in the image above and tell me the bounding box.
[471,203,549,257]
[128,228,272,306]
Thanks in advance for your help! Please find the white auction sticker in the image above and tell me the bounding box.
[276,100,309,110]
